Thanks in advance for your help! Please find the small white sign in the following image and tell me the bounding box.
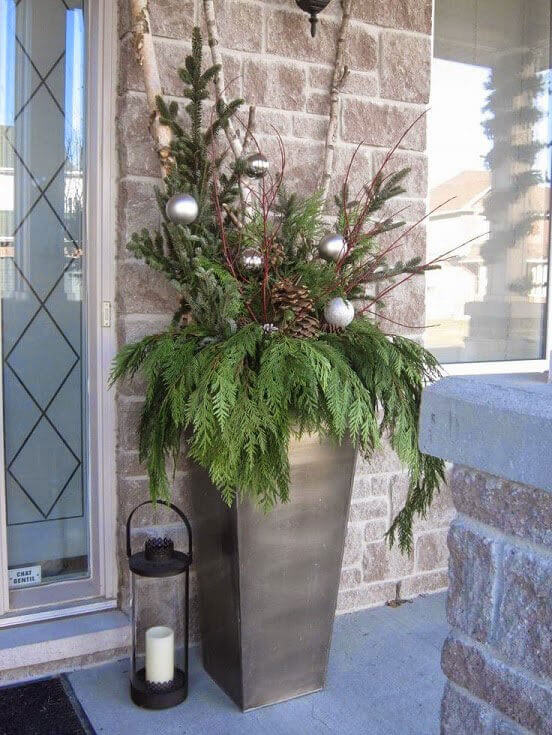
[8,565,41,589]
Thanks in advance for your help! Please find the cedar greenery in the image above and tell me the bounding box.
[111,29,446,552]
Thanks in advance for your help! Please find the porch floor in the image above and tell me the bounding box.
[68,592,448,735]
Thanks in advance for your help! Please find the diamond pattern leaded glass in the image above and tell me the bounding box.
[0,0,88,578]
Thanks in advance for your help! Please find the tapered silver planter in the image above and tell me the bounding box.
[190,434,357,711]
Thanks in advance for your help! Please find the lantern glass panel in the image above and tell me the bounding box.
[130,571,188,706]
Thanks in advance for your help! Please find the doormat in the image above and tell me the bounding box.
[0,675,95,735]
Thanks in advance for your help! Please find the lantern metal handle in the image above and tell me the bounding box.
[126,500,192,559]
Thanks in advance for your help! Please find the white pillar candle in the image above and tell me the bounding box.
[145,626,174,684]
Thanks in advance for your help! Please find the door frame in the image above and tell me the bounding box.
[0,0,118,621]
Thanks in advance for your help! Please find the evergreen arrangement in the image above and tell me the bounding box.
[111,29,447,552]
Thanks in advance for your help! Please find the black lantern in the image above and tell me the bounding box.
[295,0,333,36]
[126,501,192,710]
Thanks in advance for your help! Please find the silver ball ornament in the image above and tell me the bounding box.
[245,152,270,178]
[318,233,347,262]
[324,297,355,329]
[240,247,263,271]
[166,193,199,225]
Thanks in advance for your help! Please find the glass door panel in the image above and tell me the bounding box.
[0,0,89,603]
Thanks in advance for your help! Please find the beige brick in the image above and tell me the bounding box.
[337,581,397,612]
[309,66,379,98]
[214,0,263,52]
[372,150,428,199]
[340,567,362,589]
[292,115,328,141]
[343,524,363,567]
[341,99,426,151]
[306,91,330,116]
[400,569,449,598]
[252,107,292,137]
[243,58,306,112]
[349,498,388,522]
[356,0,432,34]
[267,11,339,66]
[363,540,414,582]
[364,518,387,543]
[380,32,431,104]
[148,0,196,40]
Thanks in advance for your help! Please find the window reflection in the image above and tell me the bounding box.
[426,0,551,363]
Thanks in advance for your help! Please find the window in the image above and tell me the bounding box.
[426,0,552,367]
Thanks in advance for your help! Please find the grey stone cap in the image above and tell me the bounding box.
[419,373,552,492]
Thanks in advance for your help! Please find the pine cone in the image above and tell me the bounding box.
[271,277,320,338]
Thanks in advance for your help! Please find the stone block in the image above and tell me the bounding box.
[380,32,431,104]
[117,398,143,452]
[358,438,403,474]
[117,179,161,256]
[256,136,324,194]
[117,315,172,346]
[442,633,552,734]
[243,58,306,112]
[451,466,552,549]
[493,544,552,680]
[337,581,397,612]
[117,262,179,316]
[377,272,425,336]
[356,0,432,34]
[415,528,449,572]
[441,681,493,735]
[117,94,159,178]
[446,519,498,643]
[341,99,426,151]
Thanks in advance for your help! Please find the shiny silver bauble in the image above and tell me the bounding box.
[165,193,199,225]
[318,233,347,262]
[245,153,270,178]
[240,247,263,271]
[324,297,355,329]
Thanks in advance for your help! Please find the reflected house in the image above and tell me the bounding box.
[427,170,550,362]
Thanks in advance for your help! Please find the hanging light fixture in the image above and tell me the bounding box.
[295,0,333,37]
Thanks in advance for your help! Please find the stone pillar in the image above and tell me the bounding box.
[442,466,552,734]
[419,374,552,735]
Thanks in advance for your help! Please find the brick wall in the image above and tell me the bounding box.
[441,466,552,734]
[115,0,452,628]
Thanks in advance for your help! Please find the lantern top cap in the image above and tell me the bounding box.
[126,501,192,578]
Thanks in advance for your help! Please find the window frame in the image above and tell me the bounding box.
[0,0,118,622]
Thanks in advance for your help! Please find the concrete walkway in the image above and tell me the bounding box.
[68,592,448,735]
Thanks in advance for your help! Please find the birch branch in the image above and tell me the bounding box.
[202,0,244,161]
[320,0,353,204]
[129,0,173,176]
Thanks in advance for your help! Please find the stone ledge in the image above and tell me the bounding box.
[419,373,552,492]
[0,610,130,672]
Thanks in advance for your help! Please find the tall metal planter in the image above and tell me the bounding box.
[190,433,357,711]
